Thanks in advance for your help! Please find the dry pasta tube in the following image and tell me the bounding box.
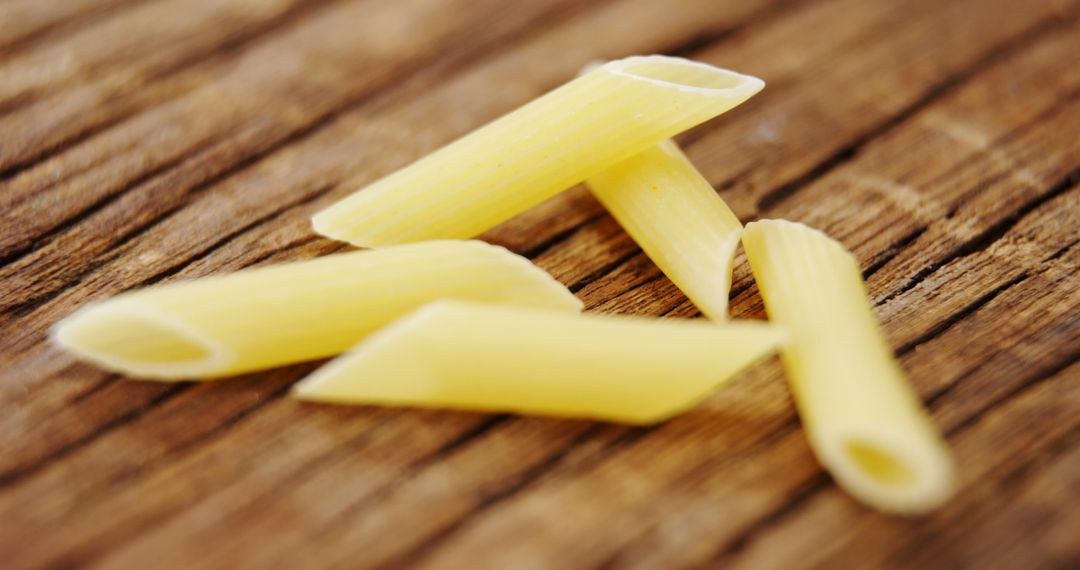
[313,55,763,247]
[293,300,783,423]
[587,139,742,320]
[53,241,581,380]
[742,219,954,513]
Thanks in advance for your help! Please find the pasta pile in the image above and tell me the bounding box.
[54,55,953,513]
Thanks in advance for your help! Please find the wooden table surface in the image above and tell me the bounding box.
[1,0,1078,568]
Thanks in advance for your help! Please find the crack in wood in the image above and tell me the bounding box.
[383,424,610,569]
[273,414,516,542]
[133,182,340,288]
[663,0,811,60]
[0,127,237,266]
[0,0,347,180]
[1043,239,1078,263]
[862,226,930,280]
[877,164,1080,308]
[73,401,410,566]
[599,270,673,313]
[898,273,1031,357]
[912,84,1080,209]
[569,248,645,294]
[573,414,805,569]
[754,14,1074,213]
[699,474,832,567]
[0,383,188,487]
[418,415,513,468]
[915,233,1079,413]
[0,0,347,136]
[1,126,299,316]
[939,352,1080,439]
[521,210,610,260]
[67,374,120,405]
[0,0,149,59]
[884,424,1080,568]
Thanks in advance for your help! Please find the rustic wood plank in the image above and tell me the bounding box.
[0,0,331,121]
[0,0,341,184]
[100,419,624,569]
[927,426,1080,570]
[0,0,1077,567]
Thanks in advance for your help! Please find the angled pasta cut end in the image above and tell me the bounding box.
[742,219,955,514]
[312,55,763,248]
[52,240,580,381]
[587,138,743,320]
[293,300,783,424]
[51,299,236,380]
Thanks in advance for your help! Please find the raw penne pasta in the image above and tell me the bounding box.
[742,220,954,513]
[52,241,581,380]
[313,55,764,247]
[293,300,783,423]
[587,139,742,320]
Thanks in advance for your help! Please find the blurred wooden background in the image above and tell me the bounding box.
[1,0,1077,567]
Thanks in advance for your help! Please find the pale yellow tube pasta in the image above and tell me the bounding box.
[293,300,783,423]
[52,241,582,380]
[313,55,764,247]
[587,139,742,320]
[742,220,954,513]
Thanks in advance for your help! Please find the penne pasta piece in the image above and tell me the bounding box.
[742,219,954,513]
[313,55,764,247]
[53,241,581,380]
[586,139,742,320]
[293,300,783,423]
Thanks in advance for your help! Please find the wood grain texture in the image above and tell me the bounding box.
[1,0,1077,568]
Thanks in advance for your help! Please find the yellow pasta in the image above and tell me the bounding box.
[313,55,764,247]
[52,241,582,380]
[742,220,954,513]
[587,139,742,320]
[293,300,783,423]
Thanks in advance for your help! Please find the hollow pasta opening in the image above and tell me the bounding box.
[64,312,210,364]
[843,439,918,487]
[604,56,764,96]
[53,303,232,379]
